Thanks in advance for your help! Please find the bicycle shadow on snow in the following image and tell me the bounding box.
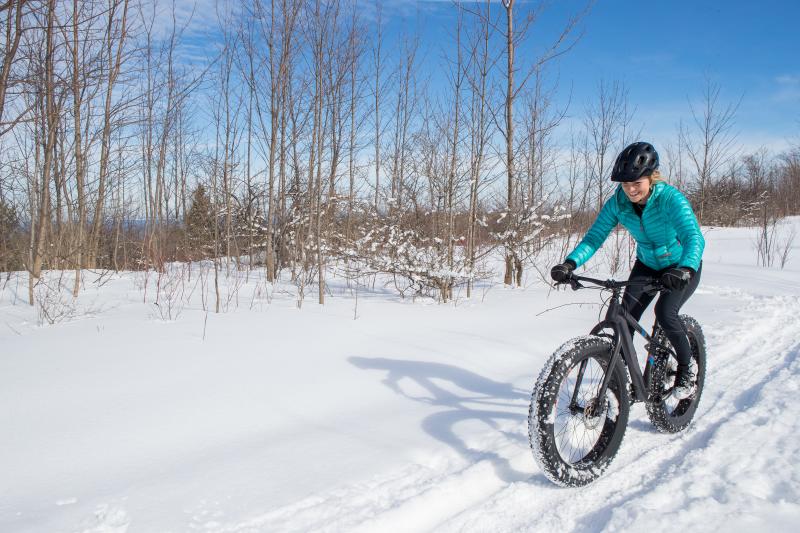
[349,356,547,485]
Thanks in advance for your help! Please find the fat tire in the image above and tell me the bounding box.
[645,315,706,433]
[529,335,630,487]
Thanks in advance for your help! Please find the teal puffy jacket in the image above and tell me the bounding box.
[566,182,704,271]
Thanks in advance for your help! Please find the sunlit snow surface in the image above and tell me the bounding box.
[1,219,799,532]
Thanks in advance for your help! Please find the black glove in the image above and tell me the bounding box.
[550,260,576,283]
[660,267,693,290]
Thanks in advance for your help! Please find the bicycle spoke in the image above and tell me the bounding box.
[552,355,614,465]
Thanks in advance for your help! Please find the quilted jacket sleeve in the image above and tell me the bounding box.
[666,187,705,271]
[566,195,619,268]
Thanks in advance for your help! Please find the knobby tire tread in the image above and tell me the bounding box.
[645,315,707,433]
[529,335,630,487]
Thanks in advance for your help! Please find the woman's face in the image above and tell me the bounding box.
[621,176,651,204]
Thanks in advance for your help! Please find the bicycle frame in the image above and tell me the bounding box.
[566,274,676,406]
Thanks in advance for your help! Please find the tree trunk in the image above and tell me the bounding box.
[29,0,58,305]
[503,0,515,286]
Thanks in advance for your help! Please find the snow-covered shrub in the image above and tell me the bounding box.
[343,223,472,301]
[490,200,571,285]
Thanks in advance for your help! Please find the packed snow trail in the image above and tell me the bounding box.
[200,292,800,533]
[440,294,800,532]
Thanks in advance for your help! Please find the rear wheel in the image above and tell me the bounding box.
[529,335,630,487]
[645,316,706,433]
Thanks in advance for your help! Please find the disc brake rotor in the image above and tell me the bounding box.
[583,397,607,430]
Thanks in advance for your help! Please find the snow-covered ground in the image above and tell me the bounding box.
[1,219,799,533]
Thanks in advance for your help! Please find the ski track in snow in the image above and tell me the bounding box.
[209,290,800,533]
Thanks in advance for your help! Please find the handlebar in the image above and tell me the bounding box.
[558,273,664,293]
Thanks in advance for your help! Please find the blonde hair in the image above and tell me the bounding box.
[648,169,664,185]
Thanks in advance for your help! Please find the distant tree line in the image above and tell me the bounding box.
[0,0,797,307]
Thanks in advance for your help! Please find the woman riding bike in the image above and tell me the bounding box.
[550,141,704,399]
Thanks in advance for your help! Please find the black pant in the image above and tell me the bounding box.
[622,260,702,367]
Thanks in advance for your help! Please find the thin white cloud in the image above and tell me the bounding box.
[773,74,800,103]
[148,0,219,41]
[776,74,800,85]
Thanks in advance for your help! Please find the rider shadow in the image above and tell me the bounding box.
[627,418,660,434]
[349,356,545,484]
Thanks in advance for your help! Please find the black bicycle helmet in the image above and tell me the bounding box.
[610,142,659,182]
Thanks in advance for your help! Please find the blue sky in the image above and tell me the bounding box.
[377,0,800,154]
[173,0,799,156]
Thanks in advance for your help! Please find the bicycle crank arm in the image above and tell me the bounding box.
[653,387,675,403]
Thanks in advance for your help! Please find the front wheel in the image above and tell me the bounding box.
[645,315,706,433]
[529,335,630,487]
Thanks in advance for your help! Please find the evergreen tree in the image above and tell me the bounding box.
[184,185,214,258]
[0,200,20,271]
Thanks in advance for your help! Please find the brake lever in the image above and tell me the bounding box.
[569,276,582,291]
[643,281,664,296]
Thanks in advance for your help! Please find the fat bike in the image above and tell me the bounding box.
[529,273,706,487]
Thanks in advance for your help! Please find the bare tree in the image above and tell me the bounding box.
[500,0,516,286]
[344,2,366,243]
[216,3,244,273]
[682,77,740,223]
[248,0,301,282]
[583,79,634,210]
[27,0,60,305]
[463,0,495,298]
[662,119,688,190]
[370,2,386,213]
[0,0,30,137]
[388,35,419,217]
[498,0,587,285]
[776,146,800,216]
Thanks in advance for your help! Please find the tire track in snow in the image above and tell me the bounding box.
[587,341,800,532]
[206,427,531,533]
[437,293,800,532]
